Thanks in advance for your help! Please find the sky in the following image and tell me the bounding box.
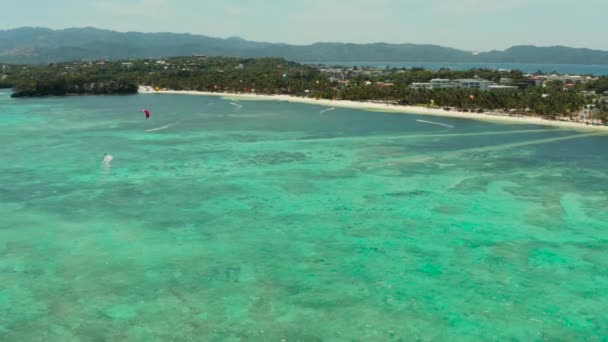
[1,0,607,51]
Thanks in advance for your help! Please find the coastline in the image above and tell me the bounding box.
[138,86,608,132]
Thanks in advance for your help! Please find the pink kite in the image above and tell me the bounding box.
[141,109,150,119]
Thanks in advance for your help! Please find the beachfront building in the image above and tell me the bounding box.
[489,85,518,91]
[411,82,432,90]
[411,78,492,91]
[453,79,491,91]
[430,79,455,89]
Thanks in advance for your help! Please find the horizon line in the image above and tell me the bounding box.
[1,26,607,53]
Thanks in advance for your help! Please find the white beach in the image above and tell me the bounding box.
[138,87,608,132]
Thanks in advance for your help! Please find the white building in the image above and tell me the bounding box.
[453,79,491,91]
[430,79,455,89]
[411,78,493,91]
[545,74,596,84]
[411,82,432,90]
[580,91,597,97]
[489,85,518,91]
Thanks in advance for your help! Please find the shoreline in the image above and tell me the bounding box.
[138,87,608,132]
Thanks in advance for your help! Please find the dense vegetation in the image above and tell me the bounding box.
[2,56,607,123]
[3,27,608,65]
[10,78,137,97]
[329,68,603,119]
[4,57,323,97]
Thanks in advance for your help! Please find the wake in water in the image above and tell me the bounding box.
[320,107,336,115]
[417,119,454,129]
[252,129,556,145]
[145,121,178,132]
[51,143,74,149]
[230,102,243,110]
[364,132,602,169]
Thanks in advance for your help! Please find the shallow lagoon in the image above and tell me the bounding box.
[1,90,607,340]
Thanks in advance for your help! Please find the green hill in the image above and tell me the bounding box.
[2,27,608,65]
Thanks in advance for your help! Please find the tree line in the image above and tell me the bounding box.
[2,57,607,123]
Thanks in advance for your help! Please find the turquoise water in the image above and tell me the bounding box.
[1,89,607,340]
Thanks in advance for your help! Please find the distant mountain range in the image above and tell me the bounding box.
[2,27,608,65]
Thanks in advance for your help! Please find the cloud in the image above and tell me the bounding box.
[433,0,529,15]
[94,0,170,17]
[274,0,399,43]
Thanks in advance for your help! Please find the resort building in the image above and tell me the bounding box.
[430,79,455,89]
[453,79,491,91]
[539,74,598,85]
[411,82,432,90]
[411,78,492,91]
[489,85,519,91]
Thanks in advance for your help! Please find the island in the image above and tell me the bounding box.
[2,56,607,125]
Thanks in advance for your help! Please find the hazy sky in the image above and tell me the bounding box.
[1,0,607,51]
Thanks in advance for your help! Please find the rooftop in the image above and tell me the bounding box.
[454,79,489,83]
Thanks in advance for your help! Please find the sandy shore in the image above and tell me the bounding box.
[138,86,608,132]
